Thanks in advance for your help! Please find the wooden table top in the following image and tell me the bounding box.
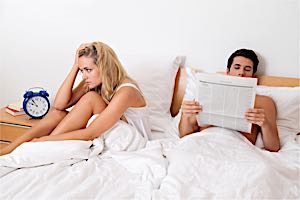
[0,107,40,127]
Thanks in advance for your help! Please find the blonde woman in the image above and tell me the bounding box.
[1,41,151,156]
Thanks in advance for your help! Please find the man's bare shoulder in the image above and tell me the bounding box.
[255,94,276,109]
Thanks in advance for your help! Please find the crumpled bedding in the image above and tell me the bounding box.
[0,120,146,174]
[0,120,160,199]
[0,125,299,199]
[0,142,166,200]
[152,127,300,199]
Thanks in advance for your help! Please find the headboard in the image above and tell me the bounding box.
[170,67,300,117]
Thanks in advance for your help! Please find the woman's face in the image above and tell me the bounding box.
[78,56,101,89]
[227,56,254,77]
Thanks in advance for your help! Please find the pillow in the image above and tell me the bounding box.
[125,56,185,133]
[256,86,300,145]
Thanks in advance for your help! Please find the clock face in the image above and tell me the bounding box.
[25,96,49,117]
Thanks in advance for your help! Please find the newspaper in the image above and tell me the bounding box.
[195,73,257,133]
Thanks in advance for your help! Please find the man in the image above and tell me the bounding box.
[178,49,280,152]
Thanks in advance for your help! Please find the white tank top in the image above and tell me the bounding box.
[116,83,152,140]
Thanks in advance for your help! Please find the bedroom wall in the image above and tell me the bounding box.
[0,0,299,107]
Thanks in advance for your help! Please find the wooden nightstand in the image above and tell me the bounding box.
[0,107,40,148]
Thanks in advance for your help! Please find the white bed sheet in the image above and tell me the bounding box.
[152,127,300,199]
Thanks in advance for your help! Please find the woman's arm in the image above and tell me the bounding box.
[245,95,280,152]
[53,44,89,110]
[179,100,202,137]
[33,86,143,141]
[53,77,86,110]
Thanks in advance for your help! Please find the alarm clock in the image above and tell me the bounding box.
[23,87,50,118]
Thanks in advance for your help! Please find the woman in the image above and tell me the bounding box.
[1,41,151,156]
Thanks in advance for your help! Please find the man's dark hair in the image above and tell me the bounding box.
[227,49,259,73]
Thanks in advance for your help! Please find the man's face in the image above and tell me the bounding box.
[227,56,254,77]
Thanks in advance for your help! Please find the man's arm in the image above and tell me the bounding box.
[246,95,280,152]
[178,100,201,137]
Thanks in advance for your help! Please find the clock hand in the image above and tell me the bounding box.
[31,100,38,107]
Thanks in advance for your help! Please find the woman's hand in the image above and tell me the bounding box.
[73,43,90,69]
[245,108,268,127]
[181,100,202,117]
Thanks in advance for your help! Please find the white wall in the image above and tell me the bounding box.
[0,0,299,107]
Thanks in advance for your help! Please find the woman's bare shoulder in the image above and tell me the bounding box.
[121,78,139,86]
[114,80,145,107]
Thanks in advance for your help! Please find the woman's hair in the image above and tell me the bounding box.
[78,41,135,104]
[227,49,259,74]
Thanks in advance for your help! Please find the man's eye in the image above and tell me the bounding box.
[234,66,240,70]
[244,67,252,72]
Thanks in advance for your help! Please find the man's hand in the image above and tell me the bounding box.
[181,100,202,116]
[179,100,202,137]
[245,108,268,127]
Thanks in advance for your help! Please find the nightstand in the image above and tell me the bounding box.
[0,107,40,148]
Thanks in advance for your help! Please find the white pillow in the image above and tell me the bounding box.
[256,86,300,144]
[125,56,185,132]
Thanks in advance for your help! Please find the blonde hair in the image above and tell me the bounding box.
[79,41,135,104]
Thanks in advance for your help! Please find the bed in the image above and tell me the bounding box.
[0,61,299,199]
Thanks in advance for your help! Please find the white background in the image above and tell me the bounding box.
[0,0,299,107]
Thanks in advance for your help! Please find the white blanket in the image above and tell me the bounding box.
[0,143,166,200]
[1,125,299,199]
[0,121,166,199]
[153,127,300,199]
[0,140,93,177]
[0,121,146,173]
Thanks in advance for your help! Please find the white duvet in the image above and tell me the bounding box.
[1,126,299,199]
[153,127,300,199]
[0,121,166,200]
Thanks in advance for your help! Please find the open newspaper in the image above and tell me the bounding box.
[195,73,257,133]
